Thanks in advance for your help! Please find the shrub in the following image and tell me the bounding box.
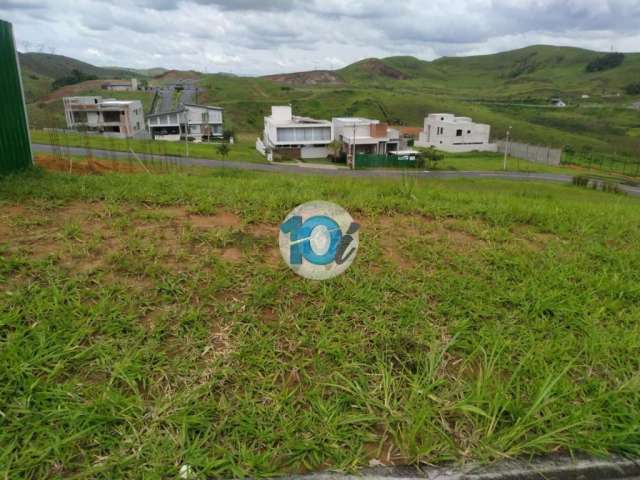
[222,128,235,141]
[585,53,624,73]
[52,69,98,90]
[625,82,640,95]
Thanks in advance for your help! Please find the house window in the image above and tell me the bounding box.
[202,112,209,123]
[467,130,471,134]
[456,129,463,137]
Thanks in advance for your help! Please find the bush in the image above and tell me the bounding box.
[418,147,444,169]
[222,128,235,141]
[52,69,98,90]
[625,82,640,95]
[563,145,575,155]
[585,53,625,73]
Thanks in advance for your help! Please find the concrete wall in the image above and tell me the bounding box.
[332,118,376,139]
[497,141,562,166]
[301,146,329,159]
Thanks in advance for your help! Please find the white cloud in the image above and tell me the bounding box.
[1,0,639,75]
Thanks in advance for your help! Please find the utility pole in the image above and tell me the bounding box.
[352,121,357,170]
[184,111,190,159]
[503,126,512,171]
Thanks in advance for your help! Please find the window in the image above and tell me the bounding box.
[73,111,88,123]
[467,130,471,134]
[202,112,209,124]
[456,129,463,137]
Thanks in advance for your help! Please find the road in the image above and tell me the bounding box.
[32,144,640,197]
[153,87,175,114]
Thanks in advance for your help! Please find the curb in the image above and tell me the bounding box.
[282,455,640,480]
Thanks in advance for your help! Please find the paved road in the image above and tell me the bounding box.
[154,87,175,114]
[32,144,640,197]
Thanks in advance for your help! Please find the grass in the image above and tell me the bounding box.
[1,167,640,478]
[30,130,266,164]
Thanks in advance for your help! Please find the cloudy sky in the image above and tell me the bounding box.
[1,0,639,75]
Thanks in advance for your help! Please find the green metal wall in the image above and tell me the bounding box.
[0,19,32,174]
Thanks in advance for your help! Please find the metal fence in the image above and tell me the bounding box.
[355,153,421,170]
[0,19,32,174]
[497,141,562,166]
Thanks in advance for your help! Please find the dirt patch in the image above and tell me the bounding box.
[261,306,278,324]
[247,223,279,238]
[41,79,119,103]
[149,206,191,219]
[189,212,242,229]
[264,247,282,267]
[221,247,243,263]
[36,154,145,175]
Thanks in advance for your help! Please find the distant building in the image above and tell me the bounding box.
[261,106,332,160]
[146,104,223,142]
[581,94,590,99]
[631,101,640,111]
[551,98,567,108]
[415,113,497,153]
[102,78,138,92]
[63,96,145,138]
[332,117,404,163]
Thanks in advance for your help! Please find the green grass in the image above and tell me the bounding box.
[30,130,266,164]
[1,168,640,478]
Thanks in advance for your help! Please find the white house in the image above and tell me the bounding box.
[415,113,497,153]
[332,117,403,163]
[146,104,223,142]
[63,96,145,138]
[551,98,567,108]
[261,106,332,160]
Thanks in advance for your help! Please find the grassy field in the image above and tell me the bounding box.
[1,167,639,478]
[30,130,266,164]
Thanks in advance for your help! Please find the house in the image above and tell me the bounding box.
[102,79,138,92]
[631,101,640,111]
[261,106,333,160]
[415,113,497,153]
[332,117,403,163]
[146,104,223,142]
[551,98,567,107]
[63,96,145,138]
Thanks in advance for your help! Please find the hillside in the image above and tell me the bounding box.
[266,45,640,97]
[24,45,640,158]
[18,52,134,80]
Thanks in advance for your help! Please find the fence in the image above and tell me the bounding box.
[355,153,420,170]
[497,141,562,166]
[0,19,32,174]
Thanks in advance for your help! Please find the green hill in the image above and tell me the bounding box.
[25,45,640,159]
[18,52,134,81]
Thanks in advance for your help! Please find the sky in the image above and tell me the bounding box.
[1,0,639,75]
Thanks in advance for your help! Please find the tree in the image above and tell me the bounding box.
[585,53,625,73]
[418,146,444,169]
[217,143,230,161]
[327,139,343,162]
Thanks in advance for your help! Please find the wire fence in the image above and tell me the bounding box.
[563,152,640,178]
[34,129,187,175]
